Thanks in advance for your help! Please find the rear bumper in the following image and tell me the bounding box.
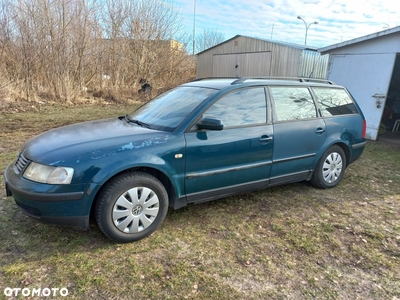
[352,141,366,150]
[349,140,367,165]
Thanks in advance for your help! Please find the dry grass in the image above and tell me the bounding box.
[0,104,399,299]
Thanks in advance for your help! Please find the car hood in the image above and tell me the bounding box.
[22,117,170,165]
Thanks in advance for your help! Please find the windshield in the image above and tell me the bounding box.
[128,86,218,131]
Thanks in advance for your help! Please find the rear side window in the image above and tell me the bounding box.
[270,87,317,121]
[312,87,358,117]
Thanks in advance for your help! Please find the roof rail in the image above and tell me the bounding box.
[192,77,237,82]
[231,77,335,85]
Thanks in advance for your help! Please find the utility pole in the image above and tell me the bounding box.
[193,0,196,55]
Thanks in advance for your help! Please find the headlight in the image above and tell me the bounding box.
[23,162,74,184]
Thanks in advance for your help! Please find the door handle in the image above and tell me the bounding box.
[315,128,325,134]
[259,135,273,143]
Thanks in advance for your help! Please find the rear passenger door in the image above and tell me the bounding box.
[269,86,326,185]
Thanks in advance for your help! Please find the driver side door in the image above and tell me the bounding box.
[183,87,274,203]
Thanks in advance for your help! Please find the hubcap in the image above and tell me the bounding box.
[112,187,160,234]
[322,152,343,183]
[132,205,143,216]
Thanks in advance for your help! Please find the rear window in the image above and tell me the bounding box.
[312,87,358,117]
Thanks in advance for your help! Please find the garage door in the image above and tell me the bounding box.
[327,53,395,140]
[212,52,272,77]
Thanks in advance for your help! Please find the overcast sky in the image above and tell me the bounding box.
[168,0,399,49]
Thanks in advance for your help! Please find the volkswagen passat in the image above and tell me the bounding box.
[4,78,367,242]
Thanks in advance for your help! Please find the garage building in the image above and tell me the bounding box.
[196,35,328,79]
[319,26,400,140]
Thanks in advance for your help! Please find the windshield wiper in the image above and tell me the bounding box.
[125,115,152,129]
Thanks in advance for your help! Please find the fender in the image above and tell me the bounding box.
[89,152,185,198]
[312,127,360,168]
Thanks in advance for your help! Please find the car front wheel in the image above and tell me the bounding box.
[310,145,346,189]
[95,171,168,243]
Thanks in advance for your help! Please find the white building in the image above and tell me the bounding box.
[319,27,400,140]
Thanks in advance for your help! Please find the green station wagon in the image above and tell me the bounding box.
[4,78,367,242]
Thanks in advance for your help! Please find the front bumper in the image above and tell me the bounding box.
[4,164,94,230]
[5,179,84,202]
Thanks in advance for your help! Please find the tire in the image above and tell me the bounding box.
[310,145,346,189]
[95,171,168,243]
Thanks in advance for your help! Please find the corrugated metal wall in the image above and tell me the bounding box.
[212,52,272,77]
[196,36,328,79]
[299,50,329,79]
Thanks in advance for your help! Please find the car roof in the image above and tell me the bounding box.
[182,77,342,90]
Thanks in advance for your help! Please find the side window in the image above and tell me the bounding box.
[312,87,358,117]
[270,87,317,121]
[203,88,266,127]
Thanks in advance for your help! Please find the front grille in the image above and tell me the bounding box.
[14,153,30,174]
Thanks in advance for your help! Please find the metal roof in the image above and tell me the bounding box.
[318,26,400,54]
[196,35,318,56]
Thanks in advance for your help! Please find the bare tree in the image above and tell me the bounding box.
[102,0,189,89]
[2,0,100,101]
[0,0,17,106]
[195,28,225,53]
[0,0,195,104]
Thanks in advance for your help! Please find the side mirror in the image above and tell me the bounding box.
[197,117,223,131]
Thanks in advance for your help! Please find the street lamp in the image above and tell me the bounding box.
[297,16,318,45]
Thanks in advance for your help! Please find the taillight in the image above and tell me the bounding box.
[362,119,366,139]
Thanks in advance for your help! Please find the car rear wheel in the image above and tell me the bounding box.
[310,145,346,189]
[95,171,168,243]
